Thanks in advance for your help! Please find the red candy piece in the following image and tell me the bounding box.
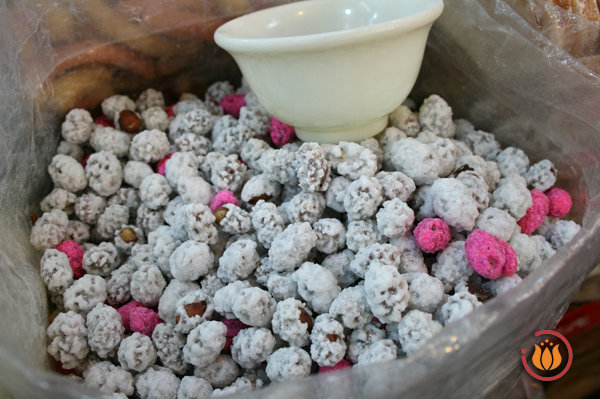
[270,117,295,146]
[156,153,174,176]
[118,301,145,332]
[95,115,115,128]
[413,218,451,253]
[319,359,351,373]
[56,240,85,279]
[55,361,77,376]
[465,229,517,279]
[81,154,91,169]
[210,190,239,213]
[130,307,162,337]
[545,188,572,218]
[165,104,176,118]
[219,94,246,119]
[517,190,549,234]
[222,318,250,351]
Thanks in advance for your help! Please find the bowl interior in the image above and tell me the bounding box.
[217,0,443,40]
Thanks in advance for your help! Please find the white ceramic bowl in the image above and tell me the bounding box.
[215,0,444,143]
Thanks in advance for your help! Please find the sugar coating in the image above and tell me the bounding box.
[431,242,472,293]
[84,361,134,396]
[182,203,218,245]
[496,147,530,177]
[475,207,516,242]
[218,240,260,283]
[64,275,107,314]
[135,366,181,399]
[169,109,214,140]
[312,218,346,254]
[48,154,88,193]
[106,264,136,306]
[194,355,240,388]
[430,178,479,231]
[546,188,572,218]
[525,160,557,191]
[240,174,281,205]
[328,141,378,180]
[491,176,533,220]
[41,249,73,297]
[389,105,420,136]
[174,290,214,334]
[95,204,129,240]
[201,273,226,298]
[364,264,410,323]
[269,222,316,272]
[531,234,556,263]
[177,176,213,206]
[349,324,388,366]
[57,141,85,162]
[82,242,120,276]
[267,273,297,301]
[309,314,346,367]
[292,262,341,314]
[240,138,270,170]
[325,176,351,213]
[456,170,489,211]
[295,142,332,192]
[41,188,76,215]
[548,220,581,248]
[66,220,91,244]
[89,127,131,158]
[102,95,135,120]
[256,148,299,185]
[231,327,276,369]
[173,99,206,115]
[141,107,169,132]
[430,138,458,177]
[232,287,277,327]
[329,285,372,329]
[130,130,170,163]
[165,151,199,188]
[122,162,152,190]
[462,130,500,160]
[205,81,234,104]
[376,198,415,239]
[139,174,172,210]
[356,339,397,366]
[344,176,383,220]
[239,106,271,137]
[375,171,416,202]
[271,298,313,347]
[152,323,187,375]
[212,376,264,396]
[390,234,428,274]
[439,291,482,326]
[213,281,252,319]
[378,128,408,160]
[212,116,238,143]
[85,152,123,196]
[177,376,213,399]
[62,108,94,144]
[483,274,523,296]
[211,154,247,193]
[47,311,89,369]
[114,225,145,255]
[130,265,166,306]
[322,250,358,288]
[388,138,441,185]
[118,332,157,372]
[266,347,312,383]
[350,243,401,279]
[517,190,549,234]
[286,192,326,224]
[213,124,254,155]
[250,200,285,249]
[405,273,444,313]
[168,241,212,281]
[418,95,455,138]
[86,303,124,358]
[396,310,443,356]
[153,231,181,277]
[346,220,380,253]
[183,321,227,367]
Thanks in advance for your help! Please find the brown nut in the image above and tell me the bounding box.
[298,307,313,332]
[119,109,141,133]
[119,228,138,243]
[184,301,208,318]
[214,207,229,224]
[467,284,494,303]
[249,194,271,205]
[326,334,339,342]
[453,164,475,178]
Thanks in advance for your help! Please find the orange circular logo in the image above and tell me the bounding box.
[521,330,573,381]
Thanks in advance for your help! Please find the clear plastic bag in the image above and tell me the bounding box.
[1,0,600,398]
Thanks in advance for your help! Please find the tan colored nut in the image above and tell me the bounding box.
[249,194,271,205]
[326,334,339,342]
[119,228,138,243]
[214,207,229,224]
[184,301,208,318]
[119,109,141,133]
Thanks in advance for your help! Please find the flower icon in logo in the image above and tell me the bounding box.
[521,330,573,381]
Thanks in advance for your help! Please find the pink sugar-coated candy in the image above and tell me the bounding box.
[413,218,451,253]
[130,307,163,337]
[496,239,518,277]
[95,115,114,128]
[219,94,246,119]
[165,104,175,118]
[156,153,174,176]
[517,190,549,234]
[546,188,572,218]
[270,117,295,146]
[319,359,351,373]
[118,301,145,332]
[210,190,239,213]
[56,240,85,279]
[222,318,250,351]
[465,229,507,280]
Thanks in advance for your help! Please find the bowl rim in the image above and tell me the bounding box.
[214,0,444,53]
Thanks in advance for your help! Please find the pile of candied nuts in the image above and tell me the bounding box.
[32,80,579,399]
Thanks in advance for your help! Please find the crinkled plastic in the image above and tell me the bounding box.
[1,0,600,398]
